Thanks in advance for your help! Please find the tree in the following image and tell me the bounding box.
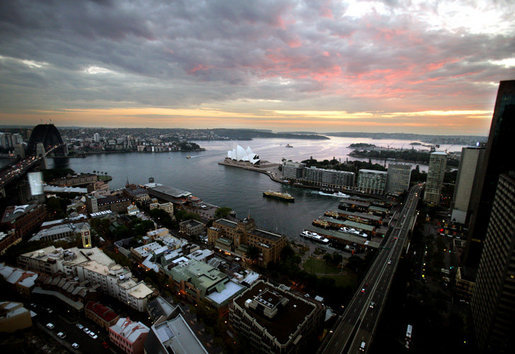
[215,207,232,219]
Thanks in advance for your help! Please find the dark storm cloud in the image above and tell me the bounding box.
[0,0,513,122]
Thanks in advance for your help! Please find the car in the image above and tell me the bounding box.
[92,334,98,339]
[72,343,79,349]
[57,332,66,339]
[83,327,90,334]
[46,323,55,330]
[76,323,84,329]
[369,301,376,309]
[46,308,53,314]
[387,259,392,265]
[89,331,96,338]
[360,288,366,293]
[359,341,366,351]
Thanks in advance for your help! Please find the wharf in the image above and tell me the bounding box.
[218,159,284,184]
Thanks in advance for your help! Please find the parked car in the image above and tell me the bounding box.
[72,343,79,349]
[76,323,84,330]
[57,332,66,339]
[83,327,90,334]
[46,323,55,330]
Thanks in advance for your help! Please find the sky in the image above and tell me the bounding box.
[0,0,513,135]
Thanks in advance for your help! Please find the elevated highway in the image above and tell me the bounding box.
[319,184,423,354]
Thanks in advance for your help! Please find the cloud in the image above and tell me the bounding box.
[0,0,513,134]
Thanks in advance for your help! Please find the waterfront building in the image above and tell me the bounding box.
[282,161,355,189]
[1,204,47,240]
[93,132,100,142]
[471,173,515,352]
[229,280,325,354]
[123,184,151,203]
[0,302,32,333]
[109,317,149,354]
[227,145,260,164]
[423,152,447,205]
[208,218,286,266]
[144,314,208,354]
[386,163,411,194]
[466,80,515,268]
[85,301,119,330]
[358,169,387,194]
[282,161,305,179]
[49,173,97,187]
[451,146,485,224]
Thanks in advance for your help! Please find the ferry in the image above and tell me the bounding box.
[263,190,295,202]
[318,191,350,198]
[300,230,329,244]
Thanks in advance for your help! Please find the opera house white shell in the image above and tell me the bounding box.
[227,145,260,164]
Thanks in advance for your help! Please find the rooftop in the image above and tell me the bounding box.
[128,283,154,299]
[206,280,244,306]
[359,169,388,174]
[1,204,40,224]
[233,280,318,344]
[149,185,192,199]
[150,314,207,354]
[110,317,150,344]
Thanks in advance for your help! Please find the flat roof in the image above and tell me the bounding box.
[233,280,317,344]
[359,169,387,174]
[128,283,154,299]
[215,218,237,228]
[206,280,244,306]
[252,228,283,241]
[153,314,207,354]
[150,185,192,198]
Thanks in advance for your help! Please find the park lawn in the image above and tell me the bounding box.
[303,257,341,274]
[321,273,357,288]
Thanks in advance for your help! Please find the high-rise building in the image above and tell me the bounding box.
[386,163,412,195]
[466,80,515,268]
[471,173,515,352]
[423,152,447,205]
[451,146,486,224]
[93,132,100,143]
[358,169,387,194]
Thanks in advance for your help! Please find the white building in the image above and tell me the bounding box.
[18,246,153,312]
[227,145,260,164]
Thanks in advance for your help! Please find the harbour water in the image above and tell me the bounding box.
[46,137,464,239]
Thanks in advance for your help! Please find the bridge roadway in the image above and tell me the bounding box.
[319,184,423,354]
[0,144,63,189]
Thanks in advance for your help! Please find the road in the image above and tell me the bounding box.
[0,144,63,189]
[319,184,423,354]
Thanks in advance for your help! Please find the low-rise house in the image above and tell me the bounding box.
[109,317,149,354]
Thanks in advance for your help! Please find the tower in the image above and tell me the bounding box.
[423,152,447,205]
[465,80,515,268]
[451,146,485,224]
[471,173,515,352]
[80,223,92,248]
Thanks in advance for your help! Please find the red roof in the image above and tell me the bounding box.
[86,301,118,322]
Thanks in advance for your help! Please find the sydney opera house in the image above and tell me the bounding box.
[227,145,260,165]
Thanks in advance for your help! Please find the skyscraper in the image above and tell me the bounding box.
[465,80,515,268]
[471,172,515,352]
[451,146,485,224]
[423,151,447,205]
[386,163,412,195]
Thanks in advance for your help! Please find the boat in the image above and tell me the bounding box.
[263,190,295,202]
[318,191,350,198]
[186,156,191,159]
[300,230,329,244]
[285,144,293,148]
[312,219,330,228]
